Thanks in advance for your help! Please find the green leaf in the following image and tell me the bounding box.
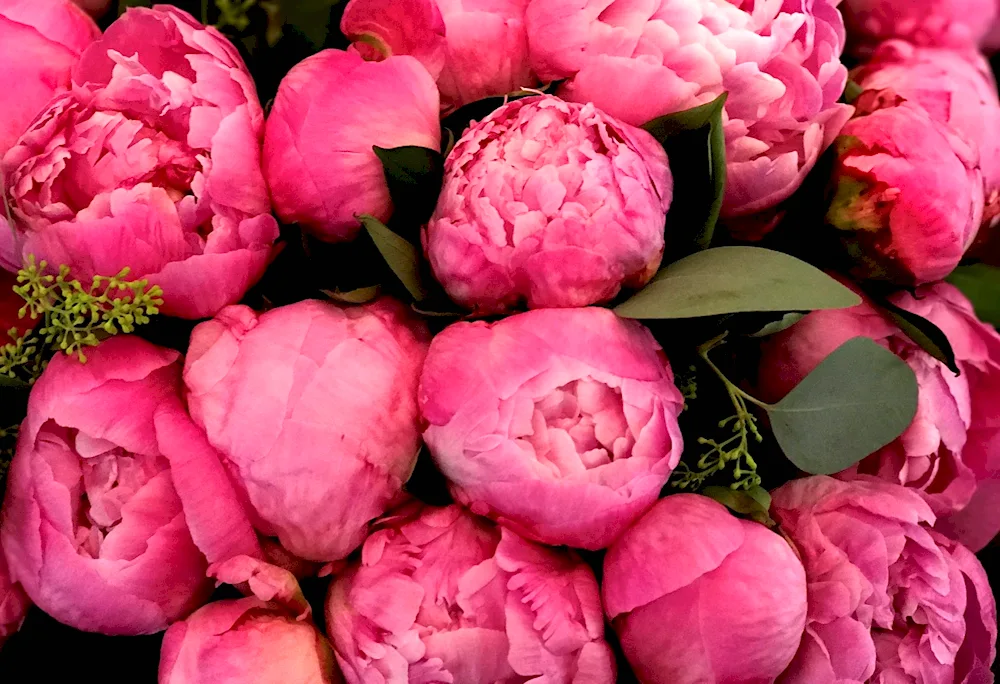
[948,264,1000,327]
[373,146,445,226]
[843,80,864,103]
[281,0,341,48]
[876,298,959,374]
[766,337,919,475]
[615,246,861,319]
[642,93,728,256]
[321,286,381,305]
[0,375,28,388]
[702,486,775,526]
[360,215,427,302]
[749,312,806,338]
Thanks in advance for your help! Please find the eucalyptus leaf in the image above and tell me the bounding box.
[642,93,728,255]
[373,146,445,226]
[948,264,1000,327]
[767,337,918,475]
[359,215,427,302]
[321,286,381,305]
[615,246,861,319]
[0,375,27,389]
[876,298,958,374]
[703,486,775,526]
[749,313,806,338]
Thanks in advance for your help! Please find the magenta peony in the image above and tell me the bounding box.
[159,556,341,684]
[1,5,279,319]
[0,0,98,188]
[183,298,430,563]
[264,49,440,243]
[326,503,616,683]
[603,494,807,683]
[0,542,30,648]
[841,0,997,54]
[772,476,997,684]
[0,336,211,635]
[524,0,853,218]
[341,0,536,111]
[758,283,1000,545]
[424,95,671,313]
[420,307,684,550]
[852,41,1000,227]
[826,90,983,285]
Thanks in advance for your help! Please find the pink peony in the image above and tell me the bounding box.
[603,494,808,683]
[341,0,536,111]
[852,41,1000,228]
[424,95,671,313]
[0,542,30,649]
[183,298,430,563]
[1,5,279,319]
[0,269,33,343]
[326,503,616,683]
[160,556,342,684]
[841,0,997,54]
[264,49,440,243]
[419,307,684,550]
[758,283,1000,545]
[772,476,997,684]
[826,90,983,285]
[524,0,853,218]
[0,336,211,635]
[0,0,98,187]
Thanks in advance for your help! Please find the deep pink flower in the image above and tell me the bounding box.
[264,49,440,243]
[1,5,279,319]
[826,90,983,285]
[0,336,211,634]
[160,556,342,684]
[603,494,807,683]
[341,0,536,111]
[841,0,997,54]
[758,283,1000,548]
[0,542,30,649]
[183,298,430,563]
[772,476,997,684]
[424,95,671,313]
[0,0,99,237]
[524,0,853,218]
[326,503,616,683]
[852,42,1000,228]
[419,307,684,550]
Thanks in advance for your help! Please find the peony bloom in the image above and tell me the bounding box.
[603,494,807,684]
[772,476,997,684]
[264,49,440,243]
[0,542,30,649]
[852,41,1000,227]
[159,557,341,684]
[183,298,430,563]
[419,307,684,550]
[0,269,32,342]
[758,283,1000,536]
[524,0,853,218]
[841,0,996,54]
[826,90,983,285]
[341,0,536,111]
[0,0,99,155]
[0,335,211,635]
[326,503,616,683]
[2,5,279,319]
[424,95,671,313]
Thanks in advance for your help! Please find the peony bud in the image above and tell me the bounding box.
[420,307,684,550]
[424,95,671,313]
[826,90,983,285]
[603,494,808,683]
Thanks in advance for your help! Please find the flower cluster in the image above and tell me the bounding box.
[0,2,997,683]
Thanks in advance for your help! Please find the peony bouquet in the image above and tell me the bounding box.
[0,0,998,682]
